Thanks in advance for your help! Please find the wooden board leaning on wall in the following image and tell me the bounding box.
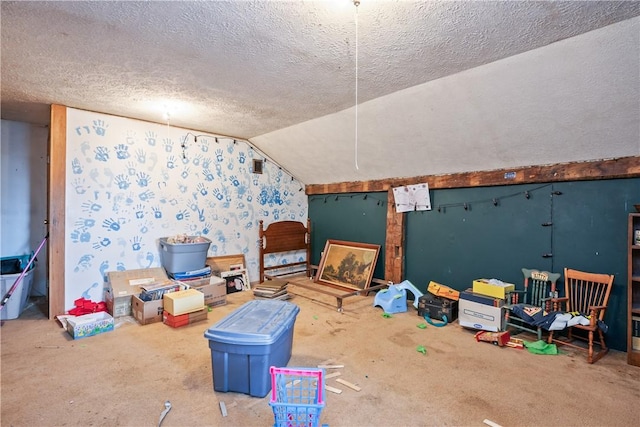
[205,254,246,277]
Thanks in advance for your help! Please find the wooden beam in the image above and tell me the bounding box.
[49,104,66,319]
[385,189,404,283]
[305,156,640,195]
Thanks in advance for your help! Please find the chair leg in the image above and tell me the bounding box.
[587,330,594,364]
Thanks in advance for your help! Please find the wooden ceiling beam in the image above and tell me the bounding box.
[305,156,640,195]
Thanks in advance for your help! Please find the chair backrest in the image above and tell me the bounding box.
[522,268,561,306]
[563,268,614,320]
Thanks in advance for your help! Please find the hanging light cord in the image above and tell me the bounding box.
[354,0,359,170]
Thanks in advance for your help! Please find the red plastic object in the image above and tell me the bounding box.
[68,298,107,315]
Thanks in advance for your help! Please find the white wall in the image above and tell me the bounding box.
[64,108,307,310]
[1,119,49,296]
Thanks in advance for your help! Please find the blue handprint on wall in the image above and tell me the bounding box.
[181,167,191,179]
[145,131,157,146]
[196,183,208,196]
[139,189,155,202]
[70,228,92,243]
[163,139,173,153]
[126,161,137,176]
[94,146,110,162]
[176,209,190,221]
[212,188,224,201]
[115,174,130,190]
[134,204,145,219]
[92,120,108,136]
[74,217,96,229]
[92,237,112,250]
[102,218,122,231]
[72,158,83,174]
[202,222,213,235]
[115,144,131,160]
[152,206,162,219]
[81,200,102,213]
[167,156,177,169]
[131,235,142,251]
[191,154,203,166]
[202,169,215,182]
[135,148,146,164]
[136,172,150,187]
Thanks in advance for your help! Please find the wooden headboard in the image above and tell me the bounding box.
[259,219,311,283]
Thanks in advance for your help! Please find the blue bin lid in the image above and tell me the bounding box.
[204,300,300,345]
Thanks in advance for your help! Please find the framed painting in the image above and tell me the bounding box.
[314,240,380,291]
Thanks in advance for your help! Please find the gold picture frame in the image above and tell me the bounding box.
[314,240,380,291]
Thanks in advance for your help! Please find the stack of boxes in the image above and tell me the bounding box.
[103,235,227,326]
[163,288,207,327]
[417,281,459,322]
[458,278,515,332]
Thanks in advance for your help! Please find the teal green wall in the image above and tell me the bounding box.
[309,178,640,352]
[308,192,387,281]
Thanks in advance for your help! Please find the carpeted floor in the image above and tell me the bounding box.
[1,285,639,427]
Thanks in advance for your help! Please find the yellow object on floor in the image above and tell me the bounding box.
[427,281,459,301]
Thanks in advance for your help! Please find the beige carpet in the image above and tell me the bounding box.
[1,285,639,427]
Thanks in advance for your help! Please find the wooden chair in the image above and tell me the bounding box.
[259,219,311,283]
[504,268,561,340]
[548,268,615,364]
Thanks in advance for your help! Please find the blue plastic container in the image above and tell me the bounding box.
[204,300,300,397]
[0,255,35,320]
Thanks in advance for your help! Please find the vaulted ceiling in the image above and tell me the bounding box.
[2,1,639,185]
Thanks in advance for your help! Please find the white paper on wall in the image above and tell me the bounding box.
[392,183,431,213]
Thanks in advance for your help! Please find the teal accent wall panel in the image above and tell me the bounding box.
[309,192,387,280]
[309,178,639,351]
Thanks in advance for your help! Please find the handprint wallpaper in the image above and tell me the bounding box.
[65,108,307,310]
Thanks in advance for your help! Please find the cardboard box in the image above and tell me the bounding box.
[187,275,226,307]
[132,295,164,325]
[458,290,504,332]
[105,268,170,318]
[163,288,205,315]
[472,279,515,299]
[461,289,504,307]
[163,308,208,328]
[66,312,114,339]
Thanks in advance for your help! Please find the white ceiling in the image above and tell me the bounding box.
[2,1,639,185]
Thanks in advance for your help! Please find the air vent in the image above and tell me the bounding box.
[253,159,263,174]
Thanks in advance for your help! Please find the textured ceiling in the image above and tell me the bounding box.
[2,1,639,185]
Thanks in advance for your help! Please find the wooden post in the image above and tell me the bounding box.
[49,104,66,319]
[385,189,404,283]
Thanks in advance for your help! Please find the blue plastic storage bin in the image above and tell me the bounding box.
[0,255,35,320]
[204,300,300,397]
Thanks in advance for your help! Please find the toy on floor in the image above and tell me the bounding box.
[474,330,511,347]
[373,280,424,313]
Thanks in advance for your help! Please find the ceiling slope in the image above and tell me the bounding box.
[2,1,639,184]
